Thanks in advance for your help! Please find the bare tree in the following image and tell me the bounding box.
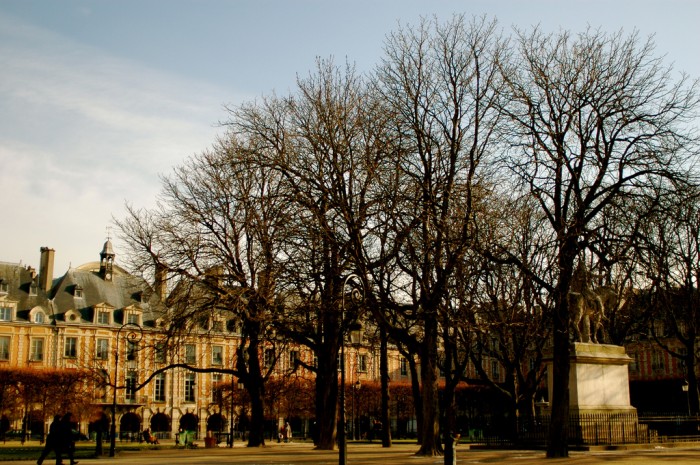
[229,59,387,450]
[468,196,552,435]
[116,136,291,447]
[369,15,506,456]
[635,187,700,414]
[497,27,700,457]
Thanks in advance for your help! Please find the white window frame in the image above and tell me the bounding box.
[30,338,44,361]
[154,373,166,402]
[64,337,78,358]
[96,338,109,360]
[0,335,10,360]
[185,344,196,364]
[184,373,196,403]
[0,307,13,321]
[212,345,223,366]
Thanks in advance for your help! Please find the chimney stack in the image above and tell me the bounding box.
[154,263,168,302]
[39,247,55,292]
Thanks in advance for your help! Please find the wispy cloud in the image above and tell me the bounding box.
[0,13,238,272]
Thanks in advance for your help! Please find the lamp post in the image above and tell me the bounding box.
[353,380,361,440]
[339,274,364,465]
[682,380,690,416]
[229,375,235,448]
[109,322,143,457]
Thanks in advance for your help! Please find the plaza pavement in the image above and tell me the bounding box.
[7,441,700,465]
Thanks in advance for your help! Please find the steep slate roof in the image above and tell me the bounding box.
[0,261,53,320]
[51,264,166,327]
[2,243,167,327]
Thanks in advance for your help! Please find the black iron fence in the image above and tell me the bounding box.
[459,412,700,447]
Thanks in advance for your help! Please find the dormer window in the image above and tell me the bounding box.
[33,311,45,324]
[64,310,81,324]
[0,306,12,321]
[74,286,84,298]
[97,311,111,325]
[0,279,8,294]
[93,303,114,325]
[29,282,38,296]
[126,313,140,326]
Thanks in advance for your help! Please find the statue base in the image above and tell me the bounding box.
[545,343,641,444]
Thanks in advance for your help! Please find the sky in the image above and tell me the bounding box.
[1,0,699,276]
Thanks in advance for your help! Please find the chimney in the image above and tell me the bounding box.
[39,247,55,292]
[154,263,168,302]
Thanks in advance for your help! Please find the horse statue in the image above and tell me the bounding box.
[569,289,605,343]
[568,263,625,344]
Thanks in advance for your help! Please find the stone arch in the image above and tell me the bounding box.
[207,413,226,433]
[120,412,141,434]
[88,411,110,436]
[150,412,170,433]
[179,412,198,432]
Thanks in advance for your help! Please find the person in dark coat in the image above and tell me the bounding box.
[58,413,78,465]
[37,415,61,465]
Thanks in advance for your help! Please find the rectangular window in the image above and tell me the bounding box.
[185,344,196,364]
[212,373,222,401]
[264,348,274,368]
[96,338,109,360]
[357,354,367,373]
[64,337,78,358]
[629,352,639,374]
[30,338,44,361]
[185,373,196,402]
[212,345,223,365]
[154,342,166,363]
[652,351,665,371]
[126,313,140,325]
[400,358,408,376]
[97,311,110,325]
[127,340,138,361]
[154,373,166,402]
[0,336,10,360]
[0,307,12,321]
[125,371,137,400]
[491,360,500,379]
[290,350,299,368]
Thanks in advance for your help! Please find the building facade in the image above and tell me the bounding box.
[1,243,416,442]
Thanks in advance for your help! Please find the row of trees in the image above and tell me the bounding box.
[116,15,699,459]
[0,367,93,441]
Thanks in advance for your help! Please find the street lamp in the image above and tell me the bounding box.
[682,380,690,416]
[228,375,235,448]
[339,274,364,465]
[352,380,361,440]
[110,322,143,457]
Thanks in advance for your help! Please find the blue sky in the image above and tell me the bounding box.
[1,0,699,274]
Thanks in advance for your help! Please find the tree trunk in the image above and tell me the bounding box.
[416,316,442,456]
[380,326,392,447]
[314,345,339,450]
[245,335,266,447]
[546,243,576,458]
[408,354,423,444]
[685,345,699,415]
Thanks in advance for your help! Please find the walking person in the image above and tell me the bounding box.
[37,415,61,465]
[285,422,292,443]
[58,413,78,465]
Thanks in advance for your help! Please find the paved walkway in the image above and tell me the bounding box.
[8,442,700,464]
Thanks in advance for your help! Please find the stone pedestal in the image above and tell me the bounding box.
[546,343,641,444]
[566,343,635,412]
